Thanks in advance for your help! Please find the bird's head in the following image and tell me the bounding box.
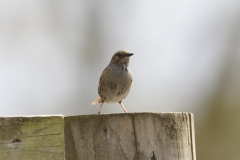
[110,50,134,66]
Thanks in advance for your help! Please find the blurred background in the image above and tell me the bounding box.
[0,0,240,159]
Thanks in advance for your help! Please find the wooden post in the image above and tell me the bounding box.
[0,115,64,160]
[64,112,196,160]
[0,113,196,160]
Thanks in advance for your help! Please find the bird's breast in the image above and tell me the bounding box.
[99,65,133,103]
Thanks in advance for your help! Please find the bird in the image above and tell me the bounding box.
[92,50,134,114]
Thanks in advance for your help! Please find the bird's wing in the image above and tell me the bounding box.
[98,67,111,95]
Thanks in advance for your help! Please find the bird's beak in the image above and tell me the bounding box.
[126,53,134,57]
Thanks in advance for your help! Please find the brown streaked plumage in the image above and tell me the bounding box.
[92,50,133,114]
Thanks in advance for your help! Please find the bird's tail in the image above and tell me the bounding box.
[92,97,102,105]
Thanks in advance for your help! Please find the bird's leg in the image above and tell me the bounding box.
[119,101,127,113]
[98,102,104,114]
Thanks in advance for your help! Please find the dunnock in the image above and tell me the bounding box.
[92,50,134,114]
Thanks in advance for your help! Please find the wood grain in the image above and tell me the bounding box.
[64,113,196,160]
[0,115,64,160]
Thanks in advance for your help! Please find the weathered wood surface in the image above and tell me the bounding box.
[64,112,196,160]
[0,115,64,160]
